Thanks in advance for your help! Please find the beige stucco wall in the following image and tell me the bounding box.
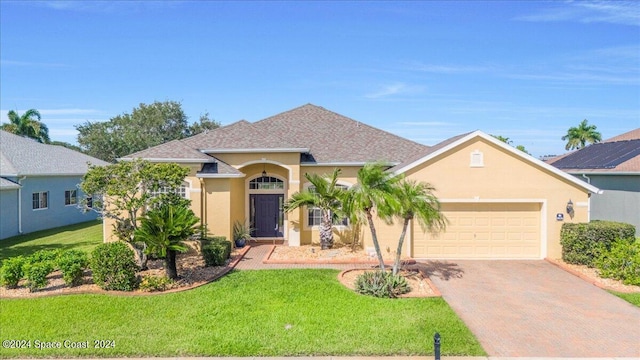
[402,138,591,259]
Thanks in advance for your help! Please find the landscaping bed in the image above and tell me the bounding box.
[547,258,640,293]
[0,246,248,298]
[266,244,415,264]
[339,267,440,297]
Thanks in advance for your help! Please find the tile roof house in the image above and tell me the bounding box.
[115,104,600,259]
[0,130,109,239]
[549,128,640,235]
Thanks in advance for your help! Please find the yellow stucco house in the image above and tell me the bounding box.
[115,104,600,260]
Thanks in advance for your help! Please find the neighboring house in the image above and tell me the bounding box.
[0,130,109,240]
[548,128,640,235]
[116,104,599,259]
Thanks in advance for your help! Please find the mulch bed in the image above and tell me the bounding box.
[546,258,640,293]
[265,244,415,265]
[0,246,249,299]
[338,267,441,297]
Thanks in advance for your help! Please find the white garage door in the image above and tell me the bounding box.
[413,202,542,259]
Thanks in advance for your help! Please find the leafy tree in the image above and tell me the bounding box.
[79,159,190,268]
[284,169,347,249]
[76,101,220,162]
[391,180,446,275]
[561,119,602,150]
[491,134,531,155]
[186,112,220,136]
[1,109,50,143]
[346,163,402,270]
[134,204,199,280]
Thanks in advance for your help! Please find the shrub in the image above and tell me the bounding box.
[204,236,228,243]
[24,262,54,292]
[202,239,231,267]
[0,256,26,288]
[139,275,173,292]
[57,250,89,287]
[561,221,636,267]
[90,242,139,291]
[354,270,411,298]
[27,249,62,267]
[596,240,640,286]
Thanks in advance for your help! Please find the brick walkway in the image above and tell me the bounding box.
[234,244,371,270]
[427,260,640,357]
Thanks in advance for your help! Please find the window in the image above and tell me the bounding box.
[307,184,349,227]
[149,182,188,199]
[308,208,349,227]
[249,176,284,190]
[470,150,484,167]
[86,196,93,209]
[65,190,77,206]
[32,191,48,210]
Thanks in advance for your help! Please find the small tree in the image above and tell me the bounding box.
[79,159,190,268]
[561,119,602,150]
[391,180,446,275]
[346,163,401,270]
[284,169,347,249]
[134,203,199,280]
[1,109,50,143]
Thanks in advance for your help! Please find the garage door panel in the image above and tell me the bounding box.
[413,202,541,259]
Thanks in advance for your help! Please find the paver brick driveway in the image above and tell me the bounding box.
[425,260,640,357]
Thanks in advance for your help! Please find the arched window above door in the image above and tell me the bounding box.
[249,176,284,190]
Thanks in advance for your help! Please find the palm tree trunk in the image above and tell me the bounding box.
[320,210,334,249]
[166,250,178,280]
[393,218,410,275]
[366,210,385,270]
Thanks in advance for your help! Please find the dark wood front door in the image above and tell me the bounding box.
[250,194,284,237]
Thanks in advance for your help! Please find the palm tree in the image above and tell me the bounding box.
[1,109,50,143]
[561,119,602,150]
[346,162,402,270]
[391,180,446,275]
[284,168,347,250]
[134,204,199,279]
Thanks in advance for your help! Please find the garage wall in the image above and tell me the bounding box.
[403,137,591,259]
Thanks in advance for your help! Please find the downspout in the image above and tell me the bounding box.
[17,176,26,234]
[199,178,206,232]
[582,174,591,222]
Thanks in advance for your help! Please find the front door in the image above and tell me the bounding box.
[250,194,284,237]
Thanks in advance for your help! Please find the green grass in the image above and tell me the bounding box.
[0,220,102,262]
[0,269,485,357]
[611,291,640,307]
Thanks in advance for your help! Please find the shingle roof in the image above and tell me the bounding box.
[389,132,471,173]
[0,130,109,176]
[549,128,640,173]
[0,177,20,190]
[122,139,216,162]
[604,128,640,143]
[124,104,429,165]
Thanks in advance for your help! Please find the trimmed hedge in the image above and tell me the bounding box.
[202,238,232,267]
[57,250,89,287]
[561,221,636,267]
[0,256,27,288]
[90,242,139,291]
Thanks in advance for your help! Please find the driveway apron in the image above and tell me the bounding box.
[426,260,640,357]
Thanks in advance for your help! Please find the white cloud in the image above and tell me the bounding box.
[515,1,640,26]
[364,82,425,99]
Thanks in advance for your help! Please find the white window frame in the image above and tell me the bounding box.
[148,181,190,200]
[304,182,351,230]
[65,189,77,206]
[32,191,49,210]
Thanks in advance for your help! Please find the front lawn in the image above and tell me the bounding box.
[611,291,640,307]
[0,220,102,262]
[0,269,485,357]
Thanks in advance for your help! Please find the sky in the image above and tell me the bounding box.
[1,1,639,158]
